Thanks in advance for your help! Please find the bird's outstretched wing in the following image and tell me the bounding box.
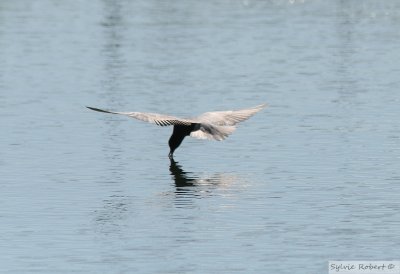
[194,104,267,126]
[86,106,193,126]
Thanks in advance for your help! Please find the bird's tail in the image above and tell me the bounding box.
[190,123,236,141]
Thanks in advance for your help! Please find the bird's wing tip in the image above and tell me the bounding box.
[86,106,114,114]
[252,103,268,110]
[86,106,101,111]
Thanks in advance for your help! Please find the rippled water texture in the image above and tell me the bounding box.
[1,0,400,273]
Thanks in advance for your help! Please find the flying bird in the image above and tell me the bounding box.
[87,104,266,158]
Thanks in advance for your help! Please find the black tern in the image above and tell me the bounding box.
[87,104,266,158]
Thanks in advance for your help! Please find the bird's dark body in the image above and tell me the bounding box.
[168,124,196,157]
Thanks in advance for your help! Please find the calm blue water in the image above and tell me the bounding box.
[1,0,400,273]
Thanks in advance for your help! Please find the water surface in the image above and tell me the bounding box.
[1,0,400,273]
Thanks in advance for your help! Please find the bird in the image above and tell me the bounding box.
[87,103,266,158]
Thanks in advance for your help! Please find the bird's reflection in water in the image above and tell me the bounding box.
[169,158,197,188]
[169,158,239,207]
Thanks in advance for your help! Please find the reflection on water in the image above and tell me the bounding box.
[169,158,197,188]
[169,158,240,207]
[333,0,362,101]
[101,0,126,106]
[2,0,400,273]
